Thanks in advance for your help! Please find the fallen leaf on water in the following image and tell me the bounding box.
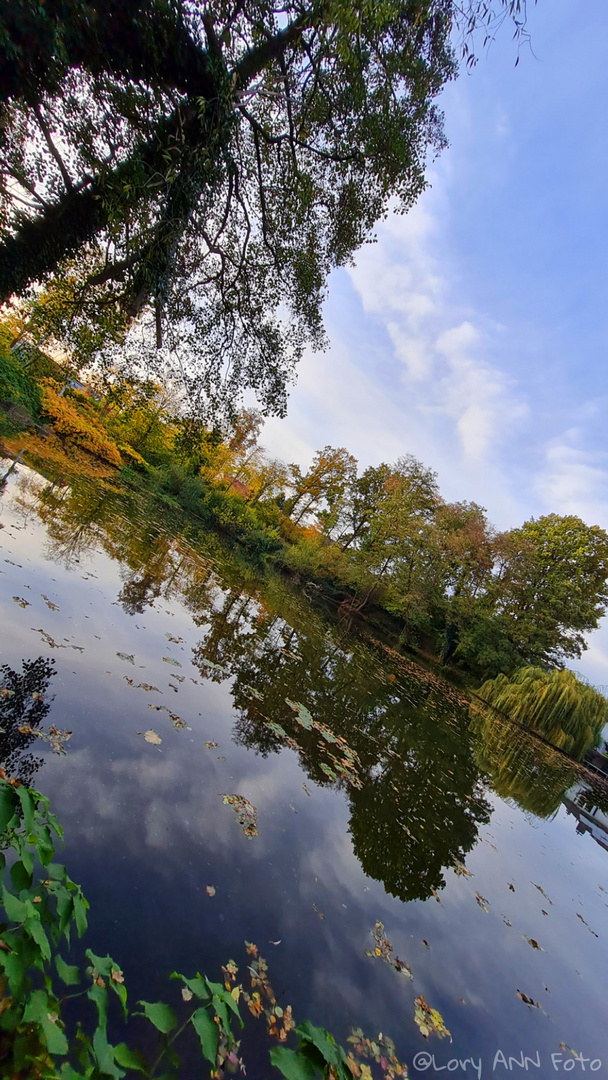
[312,902,324,920]
[576,913,598,937]
[206,885,216,897]
[220,793,258,838]
[12,596,30,608]
[413,996,450,1039]
[523,936,542,950]
[516,990,540,1009]
[531,883,552,905]
[508,883,515,892]
[124,677,162,693]
[40,594,59,611]
[165,633,184,644]
[364,921,412,978]
[302,782,311,797]
[541,909,548,916]
[501,915,512,927]
[116,652,135,665]
[136,729,162,746]
[162,656,182,668]
[245,942,258,957]
[475,893,489,913]
[558,1044,580,1059]
[421,940,429,949]
[182,987,193,1002]
[268,940,281,946]
[205,741,219,749]
[453,862,472,878]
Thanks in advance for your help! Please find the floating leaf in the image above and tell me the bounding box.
[523,936,542,950]
[12,596,30,608]
[165,633,184,643]
[516,990,540,1008]
[136,729,162,746]
[365,921,412,978]
[220,793,258,838]
[41,594,59,611]
[162,656,182,668]
[413,996,450,1039]
[206,885,216,897]
[205,741,219,749]
[475,892,489,913]
[116,652,135,665]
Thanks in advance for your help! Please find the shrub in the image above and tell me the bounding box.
[39,381,121,466]
[0,348,41,420]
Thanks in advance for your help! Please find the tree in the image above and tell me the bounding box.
[285,446,357,525]
[476,667,608,761]
[0,0,526,416]
[488,515,608,667]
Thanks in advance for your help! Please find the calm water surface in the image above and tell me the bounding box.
[1,461,607,1077]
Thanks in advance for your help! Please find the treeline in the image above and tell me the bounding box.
[2,325,608,685]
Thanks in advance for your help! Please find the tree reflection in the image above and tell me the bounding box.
[0,657,56,784]
[191,586,491,901]
[469,706,578,819]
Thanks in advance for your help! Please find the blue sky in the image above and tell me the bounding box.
[260,0,608,685]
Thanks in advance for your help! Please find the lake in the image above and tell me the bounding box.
[1,459,607,1079]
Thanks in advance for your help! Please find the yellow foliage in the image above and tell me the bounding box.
[118,444,149,469]
[40,381,121,466]
[2,431,116,479]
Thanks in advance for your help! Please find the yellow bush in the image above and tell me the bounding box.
[40,381,121,467]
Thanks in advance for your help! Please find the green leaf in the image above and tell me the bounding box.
[1,884,27,922]
[114,1043,148,1073]
[191,1007,219,1065]
[86,949,114,977]
[0,947,26,995]
[270,1046,319,1080]
[211,993,230,1037]
[73,889,89,936]
[136,1000,177,1034]
[22,988,69,1056]
[15,785,35,835]
[170,971,209,1000]
[56,954,81,986]
[88,981,108,1030]
[0,784,17,833]
[36,825,55,866]
[297,1021,342,1067]
[10,859,32,891]
[24,911,51,961]
[93,1025,124,1078]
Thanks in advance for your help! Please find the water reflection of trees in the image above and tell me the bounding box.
[14,470,585,895]
[189,587,492,901]
[469,706,578,819]
[0,657,56,784]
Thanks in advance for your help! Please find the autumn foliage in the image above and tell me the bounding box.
[39,381,121,466]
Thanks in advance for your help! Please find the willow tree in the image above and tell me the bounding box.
[476,667,608,761]
[0,0,528,416]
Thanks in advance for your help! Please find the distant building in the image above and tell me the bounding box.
[563,783,608,853]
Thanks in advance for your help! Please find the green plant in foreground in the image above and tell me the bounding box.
[0,775,411,1079]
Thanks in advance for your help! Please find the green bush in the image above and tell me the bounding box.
[0,348,42,421]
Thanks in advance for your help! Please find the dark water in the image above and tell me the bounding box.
[1,461,607,1079]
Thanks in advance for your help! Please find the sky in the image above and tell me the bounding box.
[258,0,608,685]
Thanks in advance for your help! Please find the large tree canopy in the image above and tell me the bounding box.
[0,0,527,416]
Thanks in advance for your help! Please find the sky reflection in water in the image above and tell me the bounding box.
[1,463,607,1074]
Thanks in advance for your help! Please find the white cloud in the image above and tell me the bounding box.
[536,437,608,528]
